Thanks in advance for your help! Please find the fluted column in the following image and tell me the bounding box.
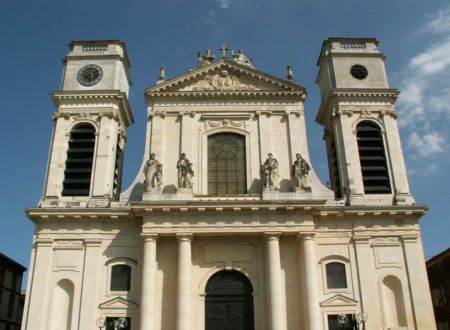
[176,234,193,330]
[299,233,321,330]
[140,235,158,330]
[265,233,286,330]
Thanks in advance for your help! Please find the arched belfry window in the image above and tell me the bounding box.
[208,133,247,195]
[62,123,96,196]
[356,121,391,194]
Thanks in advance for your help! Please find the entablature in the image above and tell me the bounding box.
[52,90,134,127]
[316,88,399,125]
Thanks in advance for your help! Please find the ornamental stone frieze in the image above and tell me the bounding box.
[180,71,258,92]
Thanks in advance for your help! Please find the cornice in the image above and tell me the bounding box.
[147,90,305,99]
[145,59,306,98]
[316,88,400,124]
[26,207,133,223]
[130,201,427,217]
[51,90,134,127]
[25,203,427,222]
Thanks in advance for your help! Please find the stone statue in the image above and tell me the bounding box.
[177,153,194,189]
[292,153,311,190]
[261,153,279,190]
[144,153,163,192]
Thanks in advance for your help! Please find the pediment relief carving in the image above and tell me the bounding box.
[179,70,258,92]
[99,297,139,310]
[320,294,358,307]
[147,61,305,95]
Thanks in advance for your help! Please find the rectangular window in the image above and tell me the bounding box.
[106,317,131,330]
[328,314,355,330]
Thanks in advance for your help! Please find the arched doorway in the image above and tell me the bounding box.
[205,270,255,330]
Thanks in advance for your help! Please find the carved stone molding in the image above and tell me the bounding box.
[180,71,258,92]
[337,109,354,117]
[204,119,247,130]
[150,110,166,118]
[53,240,84,249]
[381,109,398,118]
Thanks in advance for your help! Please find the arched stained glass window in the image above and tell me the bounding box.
[208,133,247,195]
[356,121,391,194]
[110,265,131,291]
[326,262,347,289]
[62,123,96,196]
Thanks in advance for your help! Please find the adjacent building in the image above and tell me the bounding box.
[0,253,26,330]
[22,38,436,329]
[427,248,450,330]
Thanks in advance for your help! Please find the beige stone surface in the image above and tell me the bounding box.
[22,39,436,330]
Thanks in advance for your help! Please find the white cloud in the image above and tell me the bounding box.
[205,10,216,26]
[397,5,450,163]
[217,0,232,9]
[423,7,450,34]
[408,131,446,157]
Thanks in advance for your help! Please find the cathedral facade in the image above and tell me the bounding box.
[22,38,436,330]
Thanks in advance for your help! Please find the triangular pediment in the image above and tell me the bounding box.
[99,297,139,310]
[320,294,358,307]
[146,59,305,95]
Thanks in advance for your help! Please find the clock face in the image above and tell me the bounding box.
[350,64,368,80]
[77,64,103,86]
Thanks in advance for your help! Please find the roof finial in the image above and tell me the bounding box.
[159,65,166,81]
[219,44,229,58]
[157,65,166,84]
[287,64,294,81]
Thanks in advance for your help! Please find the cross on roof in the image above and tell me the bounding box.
[219,44,229,58]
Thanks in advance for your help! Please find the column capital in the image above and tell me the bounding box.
[353,235,371,244]
[297,232,316,241]
[264,232,281,241]
[401,234,419,243]
[141,233,159,243]
[84,238,102,247]
[33,238,53,247]
[176,233,193,242]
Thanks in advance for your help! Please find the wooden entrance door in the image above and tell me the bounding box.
[205,271,254,330]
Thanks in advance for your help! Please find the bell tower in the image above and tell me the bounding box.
[40,40,134,208]
[316,38,414,205]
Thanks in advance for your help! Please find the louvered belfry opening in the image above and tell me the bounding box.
[112,137,123,200]
[62,123,96,196]
[208,133,247,196]
[356,121,391,194]
[329,138,342,198]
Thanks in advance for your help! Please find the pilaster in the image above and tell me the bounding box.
[334,111,365,198]
[258,112,273,163]
[79,239,102,330]
[24,239,53,330]
[91,114,119,198]
[353,235,382,329]
[401,235,437,329]
[381,114,414,204]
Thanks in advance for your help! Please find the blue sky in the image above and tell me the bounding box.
[0,0,449,281]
